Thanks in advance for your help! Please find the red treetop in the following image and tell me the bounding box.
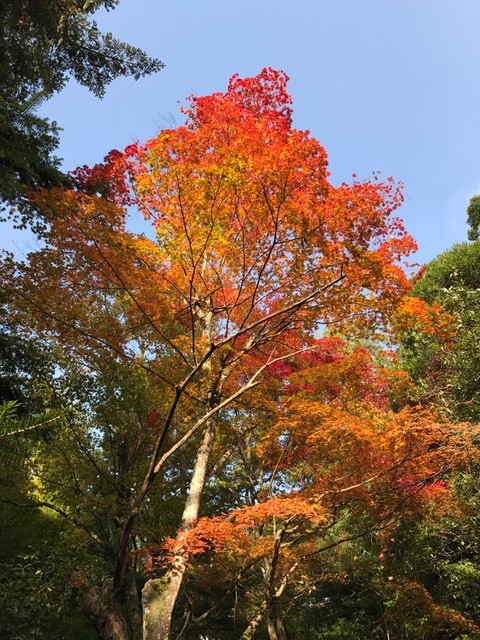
[10,69,418,377]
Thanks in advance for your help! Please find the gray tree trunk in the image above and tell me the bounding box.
[239,600,269,640]
[267,602,287,640]
[142,419,217,640]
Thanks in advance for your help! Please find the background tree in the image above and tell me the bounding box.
[467,194,480,241]
[0,0,163,207]
[0,312,98,639]
[402,240,480,422]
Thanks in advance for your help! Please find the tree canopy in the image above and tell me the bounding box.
[1,69,479,640]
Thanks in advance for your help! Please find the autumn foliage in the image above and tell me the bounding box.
[151,342,478,611]
[8,69,419,359]
[1,69,477,640]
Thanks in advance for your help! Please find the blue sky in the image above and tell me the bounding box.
[4,0,480,264]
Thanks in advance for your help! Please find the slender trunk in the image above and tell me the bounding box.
[81,583,130,640]
[267,602,286,640]
[241,554,287,640]
[240,600,269,640]
[142,419,217,640]
[142,576,176,640]
[239,599,286,640]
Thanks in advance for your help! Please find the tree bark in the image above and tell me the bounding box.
[267,602,287,640]
[125,568,143,640]
[239,600,269,640]
[81,582,130,640]
[241,552,287,640]
[142,418,217,640]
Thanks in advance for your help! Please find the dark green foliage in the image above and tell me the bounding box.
[0,300,59,424]
[0,425,97,638]
[403,241,480,421]
[0,0,163,206]
[467,195,480,241]
[0,535,97,639]
[0,100,67,208]
[394,236,480,639]
[0,304,99,637]
[397,474,480,629]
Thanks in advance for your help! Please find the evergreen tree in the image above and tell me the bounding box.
[0,0,163,207]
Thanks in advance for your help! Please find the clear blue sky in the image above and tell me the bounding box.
[4,0,480,264]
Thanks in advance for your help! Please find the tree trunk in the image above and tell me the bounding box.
[142,577,176,640]
[82,583,130,640]
[125,568,143,640]
[142,419,217,640]
[267,602,286,640]
[240,600,268,640]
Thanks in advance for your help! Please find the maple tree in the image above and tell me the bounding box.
[1,68,459,639]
